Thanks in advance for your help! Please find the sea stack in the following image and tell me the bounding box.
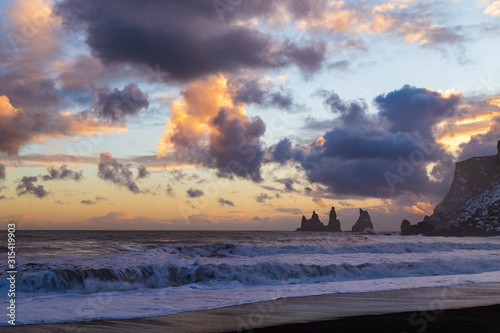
[352,209,374,232]
[326,206,342,232]
[401,220,434,235]
[400,219,411,232]
[296,211,325,231]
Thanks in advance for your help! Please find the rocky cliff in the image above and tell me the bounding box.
[417,141,500,235]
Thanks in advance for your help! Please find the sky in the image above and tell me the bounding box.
[1,0,500,231]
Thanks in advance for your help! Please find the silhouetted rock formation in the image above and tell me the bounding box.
[296,211,324,231]
[326,207,342,232]
[401,221,434,235]
[352,209,374,232]
[409,141,500,236]
[400,219,411,232]
[296,207,342,232]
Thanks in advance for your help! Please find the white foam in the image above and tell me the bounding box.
[5,272,500,325]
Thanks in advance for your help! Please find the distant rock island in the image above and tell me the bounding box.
[296,207,341,232]
[402,141,500,236]
[296,207,375,232]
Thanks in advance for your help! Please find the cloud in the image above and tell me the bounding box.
[0,164,5,180]
[16,176,48,198]
[81,83,149,122]
[157,74,266,182]
[312,197,326,207]
[187,188,204,198]
[80,195,107,205]
[218,198,235,207]
[314,89,369,126]
[275,207,302,214]
[457,116,500,160]
[301,85,460,198]
[290,1,464,46]
[98,152,141,193]
[54,0,326,81]
[137,165,149,179]
[477,1,500,17]
[0,95,126,155]
[81,200,96,205]
[271,138,304,164]
[41,165,83,181]
[256,193,272,203]
[232,78,305,113]
[209,108,266,182]
[375,86,461,139]
[0,1,128,155]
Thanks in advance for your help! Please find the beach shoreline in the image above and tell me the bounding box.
[5,282,500,333]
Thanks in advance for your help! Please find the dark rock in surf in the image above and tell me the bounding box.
[326,206,342,232]
[401,221,434,235]
[400,219,411,232]
[296,207,342,232]
[352,209,374,232]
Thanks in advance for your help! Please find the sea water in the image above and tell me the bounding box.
[1,230,499,325]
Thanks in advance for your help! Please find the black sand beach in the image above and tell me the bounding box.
[241,304,500,333]
[4,283,500,333]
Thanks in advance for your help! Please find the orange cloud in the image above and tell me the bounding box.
[157,74,245,156]
[5,0,61,59]
[290,1,455,46]
[404,201,434,215]
[156,73,267,182]
[312,197,326,207]
[477,0,500,17]
[435,96,500,153]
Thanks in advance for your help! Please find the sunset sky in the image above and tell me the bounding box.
[1,0,500,230]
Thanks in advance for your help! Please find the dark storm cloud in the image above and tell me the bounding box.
[284,179,295,192]
[187,188,204,198]
[208,109,266,182]
[80,83,149,122]
[271,138,304,164]
[42,165,83,181]
[0,164,5,180]
[136,165,149,179]
[98,152,141,193]
[374,85,461,139]
[54,0,326,81]
[16,176,48,199]
[233,78,305,113]
[301,85,459,198]
[218,198,235,207]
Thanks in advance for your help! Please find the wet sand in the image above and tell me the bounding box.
[5,283,500,333]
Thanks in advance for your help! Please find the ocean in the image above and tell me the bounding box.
[1,230,500,325]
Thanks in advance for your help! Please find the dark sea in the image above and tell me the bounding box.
[1,230,500,325]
